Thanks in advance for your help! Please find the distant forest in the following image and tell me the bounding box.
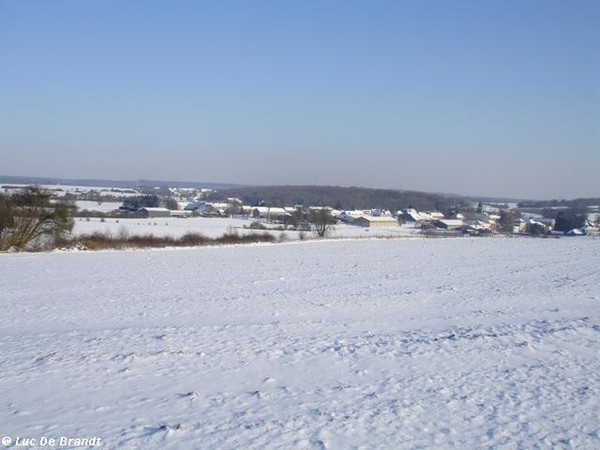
[210,185,465,212]
[518,198,600,208]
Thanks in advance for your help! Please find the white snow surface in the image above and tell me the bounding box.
[75,201,124,213]
[1,237,599,449]
[72,217,420,240]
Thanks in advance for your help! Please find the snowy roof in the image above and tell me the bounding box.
[251,206,291,215]
[402,209,445,221]
[207,202,230,209]
[356,215,398,223]
[436,219,464,226]
[139,207,170,212]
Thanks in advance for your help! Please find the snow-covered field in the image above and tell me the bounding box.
[72,217,420,240]
[75,201,124,214]
[1,237,599,449]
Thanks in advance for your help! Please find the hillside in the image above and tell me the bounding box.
[211,185,464,211]
[0,175,243,191]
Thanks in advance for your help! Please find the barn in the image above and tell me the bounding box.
[138,207,171,218]
[354,216,399,228]
[432,219,464,230]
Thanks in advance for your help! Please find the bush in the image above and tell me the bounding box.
[75,229,276,250]
[248,220,267,230]
[528,223,546,236]
[180,232,209,246]
[216,231,276,245]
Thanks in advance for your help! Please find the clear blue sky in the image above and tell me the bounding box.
[1,0,598,199]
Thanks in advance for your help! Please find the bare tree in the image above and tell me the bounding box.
[225,199,242,218]
[164,197,179,211]
[309,208,334,238]
[0,194,15,243]
[0,186,74,250]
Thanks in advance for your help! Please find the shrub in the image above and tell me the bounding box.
[248,220,267,230]
[242,232,276,244]
[180,232,209,246]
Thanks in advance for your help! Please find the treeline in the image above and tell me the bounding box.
[518,198,600,208]
[210,185,462,212]
[62,191,136,203]
[121,195,160,210]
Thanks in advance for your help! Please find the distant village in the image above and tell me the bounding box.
[128,186,599,237]
[2,183,599,237]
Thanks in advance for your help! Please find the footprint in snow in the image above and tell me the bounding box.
[157,423,185,433]
[178,391,198,399]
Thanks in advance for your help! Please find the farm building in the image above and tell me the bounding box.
[432,219,464,230]
[250,207,292,222]
[399,209,445,223]
[139,207,171,218]
[354,216,399,228]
